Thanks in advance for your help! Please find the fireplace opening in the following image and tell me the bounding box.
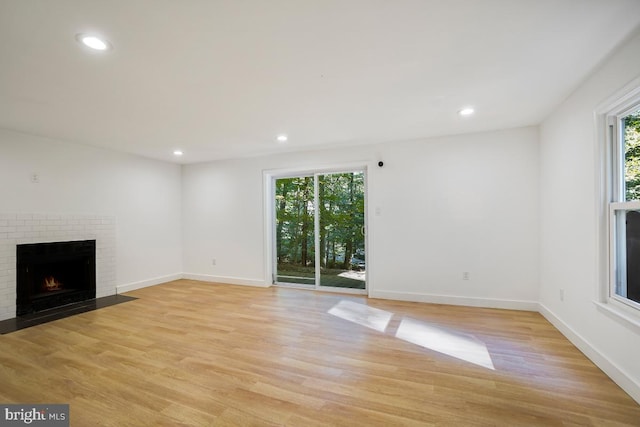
[17,240,96,316]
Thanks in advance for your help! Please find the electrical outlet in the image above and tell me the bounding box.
[463,272,469,280]
[212,258,216,266]
[30,173,40,183]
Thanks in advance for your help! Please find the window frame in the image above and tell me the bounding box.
[598,78,640,321]
[263,162,373,296]
[609,202,640,311]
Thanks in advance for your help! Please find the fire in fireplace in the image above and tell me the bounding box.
[16,240,96,316]
[43,275,64,291]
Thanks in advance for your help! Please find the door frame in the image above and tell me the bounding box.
[264,163,370,295]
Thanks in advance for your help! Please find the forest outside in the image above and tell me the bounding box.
[275,172,365,289]
[620,109,640,304]
[625,109,640,200]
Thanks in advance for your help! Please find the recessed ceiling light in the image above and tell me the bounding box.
[76,33,112,51]
[173,150,183,156]
[458,107,475,117]
[277,135,288,143]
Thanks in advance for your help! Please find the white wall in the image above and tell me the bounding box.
[539,29,640,402]
[0,128,183,292]
[182,126,540,309]
[372,129,539,308]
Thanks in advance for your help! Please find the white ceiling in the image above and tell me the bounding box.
[1,1,640,164]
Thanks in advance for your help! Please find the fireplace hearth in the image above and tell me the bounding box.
[17,240,96,316]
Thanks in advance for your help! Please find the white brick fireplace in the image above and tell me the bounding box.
[0,213,116,321]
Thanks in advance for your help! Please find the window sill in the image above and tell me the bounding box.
[594,301,640,334]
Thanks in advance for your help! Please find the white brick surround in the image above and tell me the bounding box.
[0,213,116,321]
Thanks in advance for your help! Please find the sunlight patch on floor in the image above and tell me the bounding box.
[328,300,392,333]
[395,317,495,370]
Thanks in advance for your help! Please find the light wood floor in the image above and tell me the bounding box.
[1,280,639,426]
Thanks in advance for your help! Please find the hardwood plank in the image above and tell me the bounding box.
[0,279,638,426]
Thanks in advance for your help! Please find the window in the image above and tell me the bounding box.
[609,100,640,310]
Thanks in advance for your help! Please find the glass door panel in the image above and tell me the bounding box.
[275,176,316,286]
[317,172,366,290]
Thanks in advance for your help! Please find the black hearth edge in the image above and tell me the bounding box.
[0,294,137,334]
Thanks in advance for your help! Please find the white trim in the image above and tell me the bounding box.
[595,77,640,313]
[263,161,373,179]
[314,173,321,288]
[540,303,640,405]
[116,273,182,294]
[594,103,612,303]
[182,273,269,288]
[595,75,640,116]
[610,202,640,209]
[593,301,640,333]
[369,290,538,311]
[263,171,276,286]
[611,293,640,311]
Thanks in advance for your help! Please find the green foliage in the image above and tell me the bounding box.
[319,172,365,270]
[275,172,365,272]
[625,111,640,201]
[275,176,315,266]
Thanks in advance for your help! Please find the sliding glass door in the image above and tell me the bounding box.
[274,170,366,292]
[317,172,366,290]
[274,176,316,286]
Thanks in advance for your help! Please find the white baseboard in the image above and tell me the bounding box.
[116,273,183,294]
[116,273,267,293]
[369,290,539,311]
[539,303,640,405]
[182,273,269,288]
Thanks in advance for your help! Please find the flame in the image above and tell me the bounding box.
[43,276,63,291]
